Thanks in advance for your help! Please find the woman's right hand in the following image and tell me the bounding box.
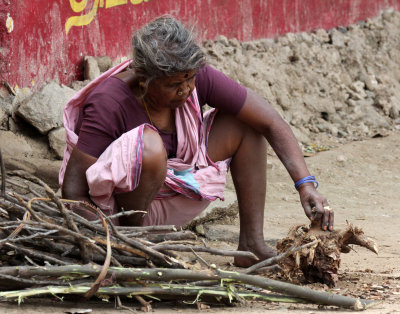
[298,184,334,231]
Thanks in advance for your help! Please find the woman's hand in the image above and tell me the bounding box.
[298,184,334,231]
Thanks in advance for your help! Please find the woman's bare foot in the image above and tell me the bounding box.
[234,242,277,268]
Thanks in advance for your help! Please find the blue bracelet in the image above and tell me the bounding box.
[295,175,319,190]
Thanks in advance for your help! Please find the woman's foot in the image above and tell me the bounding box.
[234,242,277,268]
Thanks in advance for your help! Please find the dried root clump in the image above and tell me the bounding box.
[277,221,378,287]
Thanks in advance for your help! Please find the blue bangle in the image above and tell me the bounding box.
[295,175,319,190]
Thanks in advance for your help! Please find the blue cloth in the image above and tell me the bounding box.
[172,168,200,192]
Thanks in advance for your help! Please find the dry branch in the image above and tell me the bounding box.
[244,240,319,274]
[151,243,258,259]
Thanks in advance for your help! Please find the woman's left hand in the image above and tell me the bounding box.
[298,184,334,231]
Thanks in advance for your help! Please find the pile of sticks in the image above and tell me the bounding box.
[0,152,377,311]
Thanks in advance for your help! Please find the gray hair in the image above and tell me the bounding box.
[131,16,206,84]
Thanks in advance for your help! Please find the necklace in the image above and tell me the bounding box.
[141,98,176,132]
[142,98,154,126]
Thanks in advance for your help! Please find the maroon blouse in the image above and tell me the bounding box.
[75,65,247,158]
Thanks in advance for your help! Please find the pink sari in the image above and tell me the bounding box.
[59,62,230,227]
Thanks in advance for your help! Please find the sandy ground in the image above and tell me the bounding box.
[1,132,399,313]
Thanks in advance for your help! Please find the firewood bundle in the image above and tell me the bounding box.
[0,152,378,310]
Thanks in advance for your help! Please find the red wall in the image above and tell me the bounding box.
[1,0,400,90]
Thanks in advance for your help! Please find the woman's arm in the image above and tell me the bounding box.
[236,88,334,231]
[62,147,99,220]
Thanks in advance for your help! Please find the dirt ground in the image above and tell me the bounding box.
[1,131,399,313]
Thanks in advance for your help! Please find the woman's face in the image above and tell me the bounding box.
[145,70,197,110]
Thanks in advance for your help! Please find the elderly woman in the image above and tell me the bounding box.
[60,16,334,267]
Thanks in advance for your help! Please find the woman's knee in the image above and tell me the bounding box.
[208,112,256,161]
[142,127,167,175]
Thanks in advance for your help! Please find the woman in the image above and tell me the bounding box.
[60,16,334,267]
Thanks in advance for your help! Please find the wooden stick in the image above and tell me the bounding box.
[106,218,180,268]
[146,231,197,243]
[93,237,149,259]
[151,244,258,260]
[0,273,67,287]
[244,240,319,274]
[0,230,58,244]
[4,243,71,265]
[134,295,152,312]
[116,225,178,232]
[91,209,144,224]
[254,265,281,274]
[1,225,50,232]
[0,283,310,305]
